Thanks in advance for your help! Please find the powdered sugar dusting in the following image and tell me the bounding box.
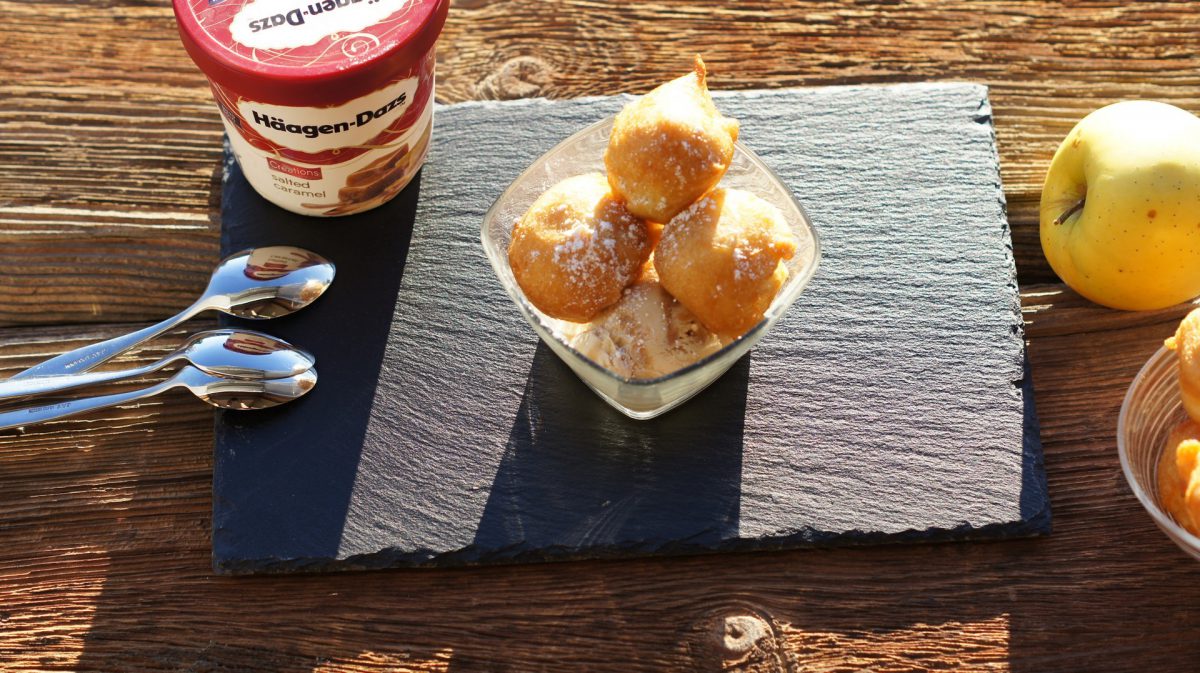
[510,173,650,320]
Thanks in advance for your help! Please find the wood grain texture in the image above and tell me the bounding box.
[3,0,1200,670]
[2,1,1199,326]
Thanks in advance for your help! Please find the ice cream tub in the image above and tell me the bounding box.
[174,0,449,217]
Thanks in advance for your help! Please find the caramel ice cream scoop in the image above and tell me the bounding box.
[567,265,724,380]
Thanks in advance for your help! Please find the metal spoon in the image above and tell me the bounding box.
[0,330,314,402]
[10,246,334,381]
[0,366,318,433]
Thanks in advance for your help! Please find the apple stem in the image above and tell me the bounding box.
[1054,197,1086,225]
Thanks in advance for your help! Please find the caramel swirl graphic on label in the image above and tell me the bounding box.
[302,121,431,216]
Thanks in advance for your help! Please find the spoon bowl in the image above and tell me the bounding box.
[181,366,319,410]
[209,246,337,319]
[184,329,315,380]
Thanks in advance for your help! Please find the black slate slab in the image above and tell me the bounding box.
[213,83,1050,575]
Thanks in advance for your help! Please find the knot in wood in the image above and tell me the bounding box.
[721,614,772,658]
[684,605,792,672]
[477,56,554,100]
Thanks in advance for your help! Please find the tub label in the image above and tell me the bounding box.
[230,0,413,50]
[224,99,433,216]
[236,76,417,153]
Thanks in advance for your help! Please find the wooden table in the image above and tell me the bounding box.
[2,1,1198,670]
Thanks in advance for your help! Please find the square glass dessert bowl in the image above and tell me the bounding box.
[1118,345,1200,560]
[481,116,821,420]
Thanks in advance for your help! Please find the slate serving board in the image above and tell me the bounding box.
[213,82,1050,575]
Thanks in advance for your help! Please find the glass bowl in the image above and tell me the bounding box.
[480,116,821,420]
[1118,345,1200,559]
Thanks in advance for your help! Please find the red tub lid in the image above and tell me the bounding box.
[174,0,449,106]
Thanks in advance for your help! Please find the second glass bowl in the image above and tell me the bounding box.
[481,116,821,420]
[1118,344,1200,560]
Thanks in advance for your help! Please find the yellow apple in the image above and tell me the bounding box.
[1040,100,1200,310]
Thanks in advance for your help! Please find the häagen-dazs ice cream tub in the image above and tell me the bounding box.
[174,0,449,216]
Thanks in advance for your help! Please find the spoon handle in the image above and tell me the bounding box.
[0,360,163,402]
[0,374,181,432]
[8,303,202,381]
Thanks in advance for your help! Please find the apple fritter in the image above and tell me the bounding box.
[604,56,739,223]
[654,188,797,338]
[509,173,652,322]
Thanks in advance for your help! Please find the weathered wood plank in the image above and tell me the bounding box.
[2,1,1200,325]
